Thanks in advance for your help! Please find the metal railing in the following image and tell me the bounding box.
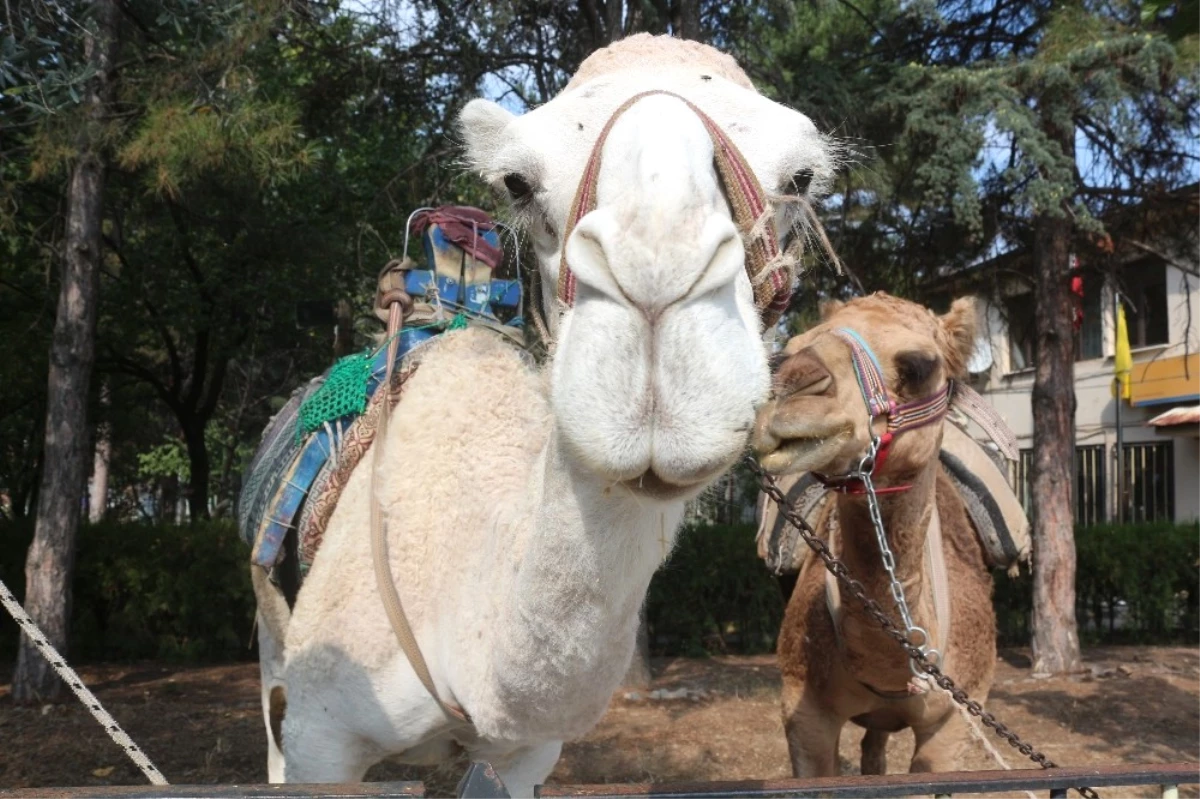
[0,762,1194,799]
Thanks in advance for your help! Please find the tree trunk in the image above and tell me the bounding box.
[182,419,210,521]
[88,382,110,523]
[1029,121,1082,675]
[675,0,701,40]
[14,0,119,704]
[334,298,355,357]
[621,607,653,690]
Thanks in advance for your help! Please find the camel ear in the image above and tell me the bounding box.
[819,299,845,320]
[938,297,978,379]
[459,99,515,173]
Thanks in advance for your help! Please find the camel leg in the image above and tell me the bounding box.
[469,740,563,798]
[781,688,843,778]
[909,709,968,773]
[251,568,291,782]
[860,728,890,775]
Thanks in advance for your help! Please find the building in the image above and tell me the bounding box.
[953,193,1199,524]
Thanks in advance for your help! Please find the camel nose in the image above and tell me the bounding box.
[564,208,744,318]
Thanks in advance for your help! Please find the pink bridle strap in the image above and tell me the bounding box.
[815,328,955,495]
[556,90,795,329]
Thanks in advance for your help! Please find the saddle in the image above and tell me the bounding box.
[237,207,524,587]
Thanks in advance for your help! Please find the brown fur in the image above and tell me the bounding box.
[757,293,996,777]
[269,685,287,750]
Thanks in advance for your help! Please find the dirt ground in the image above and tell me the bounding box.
[1,647,1197,797]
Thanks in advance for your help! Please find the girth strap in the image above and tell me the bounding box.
[556,90,795,329]
[371,296,471,725]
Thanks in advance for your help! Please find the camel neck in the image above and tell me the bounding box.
[483,431,684,740]
[835,461,938,598]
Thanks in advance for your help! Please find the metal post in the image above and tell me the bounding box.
[457,761,511,798]
[1113,284,1125,523]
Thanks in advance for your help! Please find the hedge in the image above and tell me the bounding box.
[995,520,1199,645]
[646,523,785,656]
[0,519,1195,663]
[0,519,255,662]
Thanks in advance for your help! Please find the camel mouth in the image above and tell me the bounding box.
[621,469,702,500]
[756,432,849,476]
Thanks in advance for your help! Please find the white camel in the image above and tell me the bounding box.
[252,34,834,794]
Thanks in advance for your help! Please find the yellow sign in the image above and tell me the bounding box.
[1130,353,1200,407]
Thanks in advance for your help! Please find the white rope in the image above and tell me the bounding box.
[0,577,168,785]
[934,682,1036,799]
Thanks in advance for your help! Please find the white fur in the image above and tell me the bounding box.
[255,36,834,796]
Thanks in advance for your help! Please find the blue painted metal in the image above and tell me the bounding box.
[402,270,522,319]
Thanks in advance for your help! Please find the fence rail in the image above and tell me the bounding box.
[0,786,424,799]
[0,762,1195,799]
[536,763,1198,798]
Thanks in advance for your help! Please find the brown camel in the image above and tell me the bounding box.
[752,292,996,777]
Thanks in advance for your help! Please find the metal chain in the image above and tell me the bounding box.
[846,434,938,678]
[0,577,168,785]
[746,456,1100,799]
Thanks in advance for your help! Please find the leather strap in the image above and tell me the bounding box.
[815,328,954,495]
[556,90,795,329]
[371,300,471,725]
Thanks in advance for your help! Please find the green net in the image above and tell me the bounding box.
[297,350,374,441]
[295,313,469,442]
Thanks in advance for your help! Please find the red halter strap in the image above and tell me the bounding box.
[814,327,953,495]
[556,90,794,329]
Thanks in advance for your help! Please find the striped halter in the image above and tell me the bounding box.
[817,327,954,494]
[556,90,795,330]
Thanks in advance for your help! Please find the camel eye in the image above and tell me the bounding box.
[787,168,813,196]
[503,173,533,202]
[894,350,939,394]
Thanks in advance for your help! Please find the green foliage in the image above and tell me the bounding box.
[118,98,314,198]
[0,520,255,662]
[995,521,1200,645]
[646,523,785,656]
[136,438,191,483]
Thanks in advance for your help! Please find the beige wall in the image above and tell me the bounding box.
[974,263,1200,523]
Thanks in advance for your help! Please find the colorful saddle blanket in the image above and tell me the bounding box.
[237,207,522,579]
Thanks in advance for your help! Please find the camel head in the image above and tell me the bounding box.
[460,35,834,500]
[753,293,977,483]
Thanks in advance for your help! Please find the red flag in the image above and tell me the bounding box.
[1070,256,1084,331]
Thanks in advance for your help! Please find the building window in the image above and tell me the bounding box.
[1121,261,1169,348]
[1014,445,1107,526]
[1119,441,1175,522]
[1075,445,1106,527]
[1005,294,1035,371]
[1074,274,1104,361]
